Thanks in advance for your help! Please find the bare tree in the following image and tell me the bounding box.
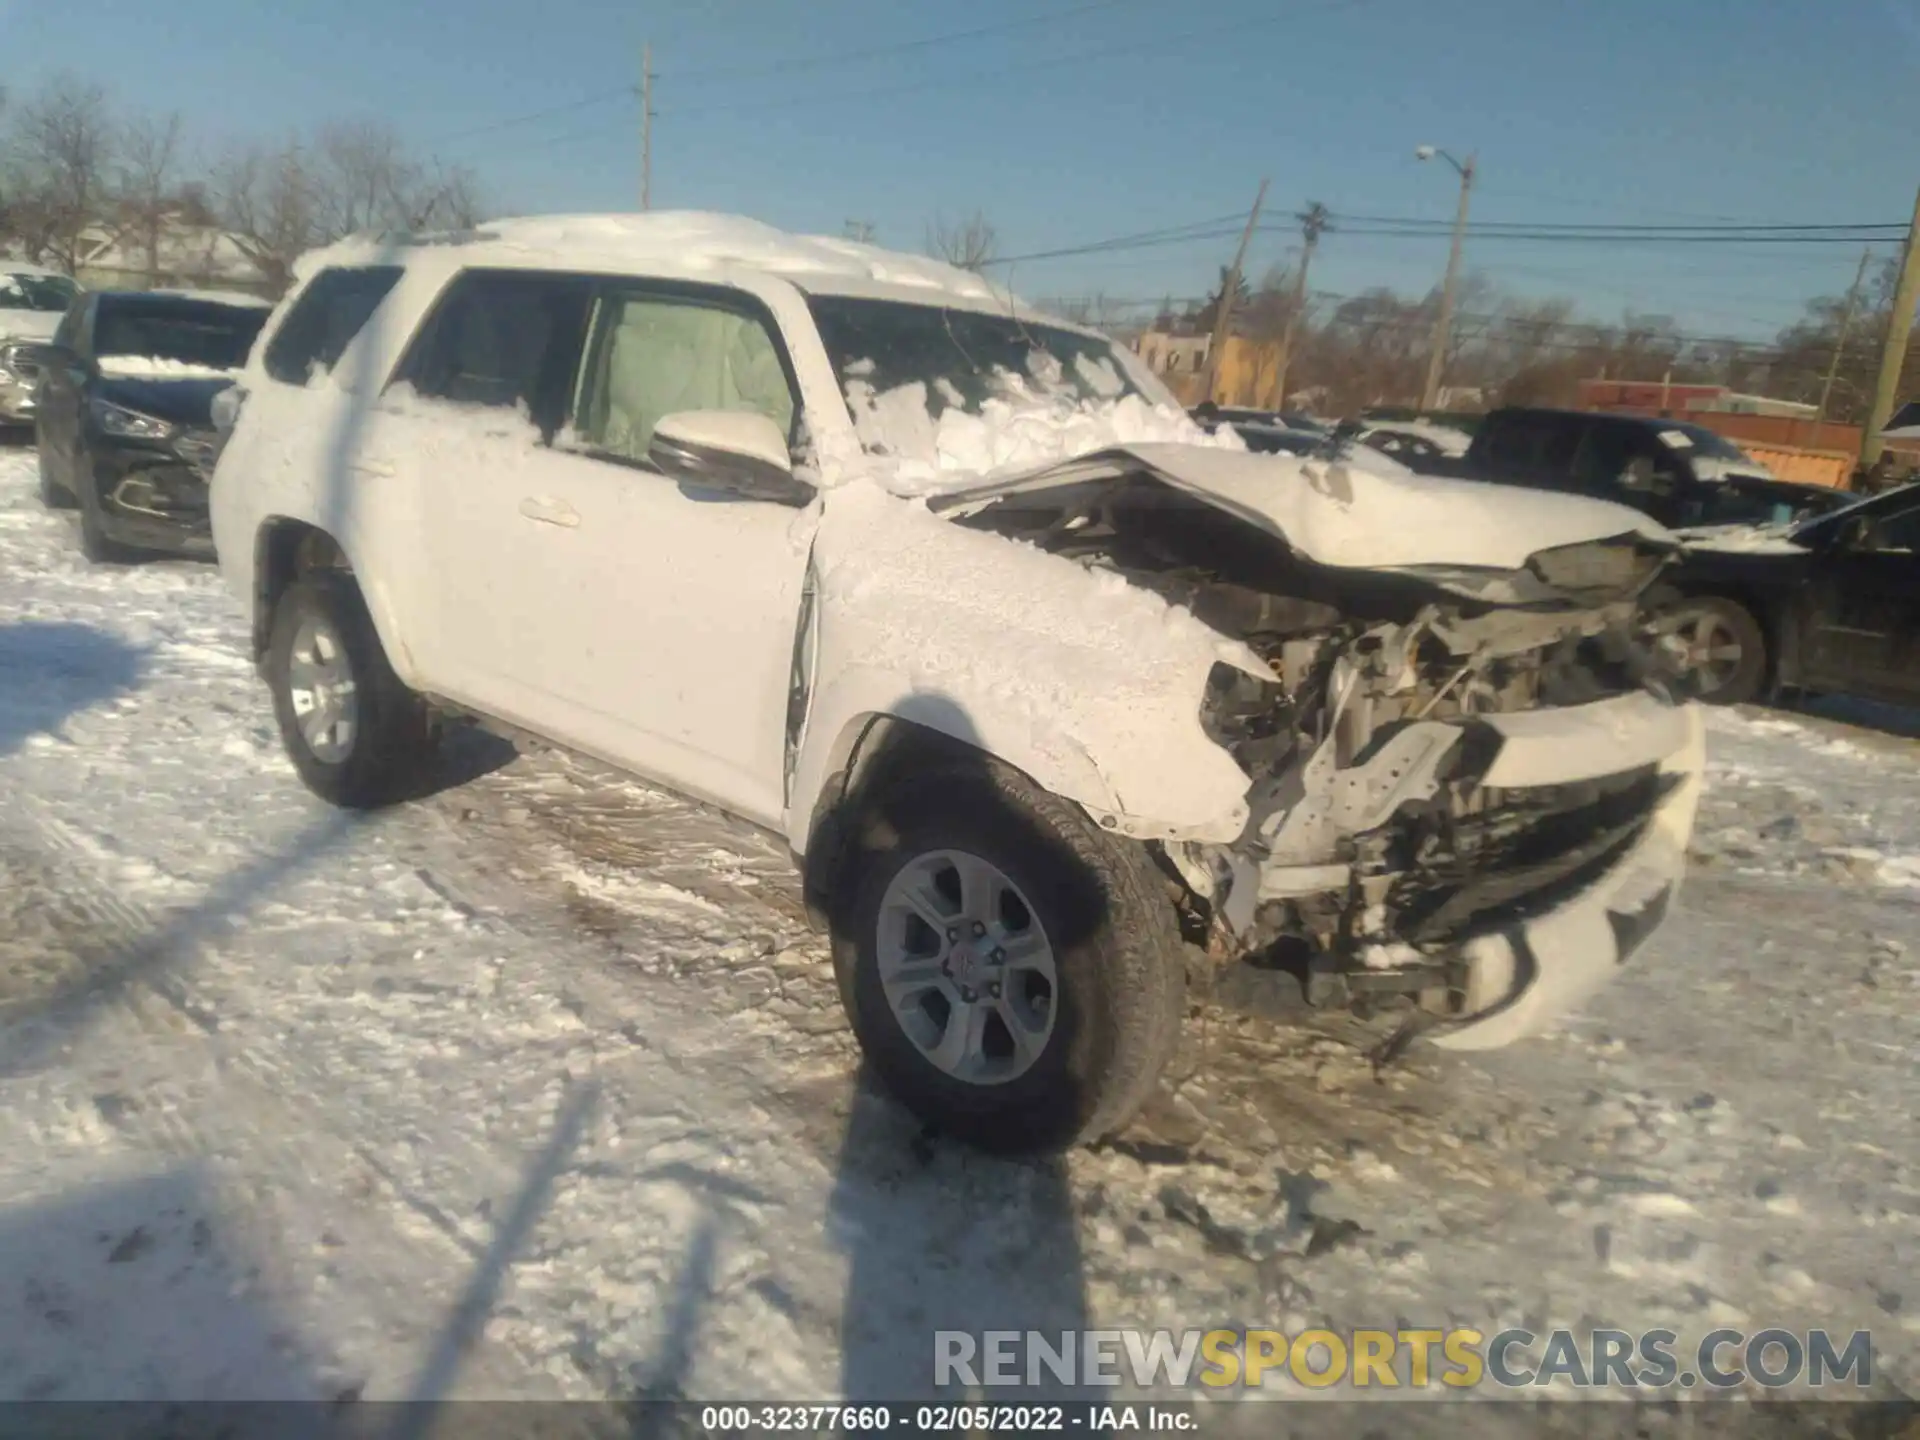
[4,74,117,272]
[216,126,483,295]
[213,139,321,295]
[117,111,184,287]
[925,210,997,272]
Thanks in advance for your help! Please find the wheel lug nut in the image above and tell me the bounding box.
[946,927,959,942]
[971,922,986,937]
[987,982,1001,999]
[990,948,1005,963]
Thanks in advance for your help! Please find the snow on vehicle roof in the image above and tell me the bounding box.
[300,211,1042,315]
[140,287,274,309]
[0,260,67,279]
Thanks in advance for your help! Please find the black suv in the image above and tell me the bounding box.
[1456,407,1849,531]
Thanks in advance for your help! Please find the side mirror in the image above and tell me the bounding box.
[648,410,813,507]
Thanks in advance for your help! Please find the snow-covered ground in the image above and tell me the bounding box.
[0,443,1914,1431]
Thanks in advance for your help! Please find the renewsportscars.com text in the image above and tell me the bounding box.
[934,1327,1874,1391]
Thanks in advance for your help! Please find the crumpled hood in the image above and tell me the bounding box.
[929,442,1676,572]
[0,312,61,345]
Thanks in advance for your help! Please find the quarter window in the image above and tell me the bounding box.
[575,291,796,464]
[264,266,404,386]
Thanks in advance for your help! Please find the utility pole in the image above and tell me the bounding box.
[1816,246,1874,429]
[1419,150,1476,413]
[1273,201,1329,409]
[1863,182,1920,467]
[1199,178,1268,405]
[641,43,654,211]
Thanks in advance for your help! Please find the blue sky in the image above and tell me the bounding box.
[9,0,1918,339]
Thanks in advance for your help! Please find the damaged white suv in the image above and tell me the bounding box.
[211,214,1704,1152]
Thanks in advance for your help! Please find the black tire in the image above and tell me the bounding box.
[829,760,1186,1154]
[265,572,435,809]
[1651,594,1768,705]
[36,445,75,509]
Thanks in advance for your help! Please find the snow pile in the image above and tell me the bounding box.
[1690,454,1777,483]
[1361,420,1471,457]
[98,357,239,382]
[1674,524,1808,556]
[834,371,1240,496]
[145,289,273,310]
[305,211,1016,308]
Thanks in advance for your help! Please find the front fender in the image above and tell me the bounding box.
[791,483,1262,852]
[785,665,1254,857]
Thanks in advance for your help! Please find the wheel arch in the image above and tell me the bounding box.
[791,705,1125,936]
[251,517,418,685]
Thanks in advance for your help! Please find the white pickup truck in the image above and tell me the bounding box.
[210,214,1704,1152]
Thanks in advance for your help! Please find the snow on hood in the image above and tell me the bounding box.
[0,311,60,344]
[98,356,240,382]
[835,386,1241,496]
[933,443,1676,573]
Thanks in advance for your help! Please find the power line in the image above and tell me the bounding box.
[987,207,1913,269]
[426,87,636,148]
[661,0,1144,83]
[1318,226,1905,246]
[1330,215,1907,235]
[657,0,1372,119]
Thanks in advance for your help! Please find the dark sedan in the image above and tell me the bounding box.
[1644,483,1920,706]
[34,289,269,562]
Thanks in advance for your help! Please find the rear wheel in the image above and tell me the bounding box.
[1647,595,1767,704]
[829,761,1186,1154]
[265,573,436,808]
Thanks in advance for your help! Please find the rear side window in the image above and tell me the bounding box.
[1480,413,1580,478]
[264,266,403,385]
[391,269,594,437]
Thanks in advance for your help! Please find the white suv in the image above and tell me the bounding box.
[211,214,1705,1152]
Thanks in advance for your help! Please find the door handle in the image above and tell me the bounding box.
[518,496,580,528]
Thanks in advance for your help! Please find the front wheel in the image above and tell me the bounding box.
[1646,595,1767,705]
[829,763,1186,1154]
[265,573,436,808]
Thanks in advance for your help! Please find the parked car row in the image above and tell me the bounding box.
[2,222,1906,1154]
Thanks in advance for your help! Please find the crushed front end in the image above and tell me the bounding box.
[1178,594,1703,1047]
[950,468,1703,1046]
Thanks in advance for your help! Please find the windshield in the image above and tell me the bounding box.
[0,271,80,313]
[806,295,1145,439]
[94,298,268,370]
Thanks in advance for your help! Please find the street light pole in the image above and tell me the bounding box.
[1418,146,1476,414]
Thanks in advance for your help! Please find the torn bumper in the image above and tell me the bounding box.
[1430,695,1705,1050]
